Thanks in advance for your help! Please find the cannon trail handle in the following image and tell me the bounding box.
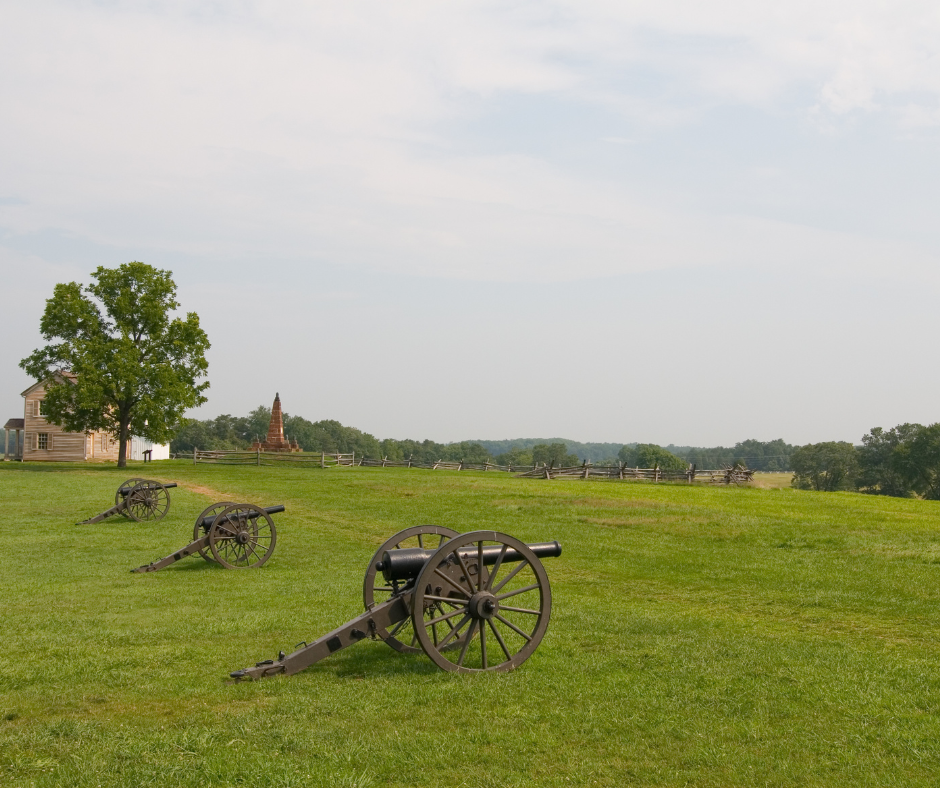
[78,504,124,525]
[131,534,212,573]
[230,593,413,680]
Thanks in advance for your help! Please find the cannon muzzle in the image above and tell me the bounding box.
[378,540,562,582]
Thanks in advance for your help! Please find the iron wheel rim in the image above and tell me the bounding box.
[364,525,460,654]
[209,504,276,569]
[193,502,236,562]
[412,530,552,673]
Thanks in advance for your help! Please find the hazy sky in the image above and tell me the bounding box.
[2,1,939,447]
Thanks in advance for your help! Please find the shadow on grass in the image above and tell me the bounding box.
[0,462,165,475]
[289,645,443,679]
[128,557,238,573]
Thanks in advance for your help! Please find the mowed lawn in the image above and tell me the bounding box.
[2,462,940,787]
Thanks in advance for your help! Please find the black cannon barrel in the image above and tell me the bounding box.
[119,482,179,496]
[202,505,286,528]
[379,540,562,582]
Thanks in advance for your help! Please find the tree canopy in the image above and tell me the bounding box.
[891,424,940,500]
[619,443,687,471]
[531,442,580,467]
[20,262,210,467]
[790,442,859,492]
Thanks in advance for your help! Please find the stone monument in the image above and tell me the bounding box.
[251,393,301,452]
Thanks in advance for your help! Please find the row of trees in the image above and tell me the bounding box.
[171,408,496,465]
[171,412,705,471]
[172,411,801,476]
[670,439,796,472]
[792,424,940,499]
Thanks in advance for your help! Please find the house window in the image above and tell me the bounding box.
[38,433,49,450]
[36,400,45,417]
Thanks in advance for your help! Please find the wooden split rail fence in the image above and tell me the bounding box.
[515,463,754,484]
[193,449,356,467]
[191,449,753,485]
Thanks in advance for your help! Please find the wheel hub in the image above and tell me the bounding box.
[468,591,498,620]
[235,530,251,545]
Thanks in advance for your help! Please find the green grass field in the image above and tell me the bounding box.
[2,461,940,787]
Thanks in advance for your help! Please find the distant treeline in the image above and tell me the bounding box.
[171,410,940,500]
[171,407,795,471]
[792,423,940,499]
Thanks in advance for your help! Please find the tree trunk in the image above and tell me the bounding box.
[117,418,131,468]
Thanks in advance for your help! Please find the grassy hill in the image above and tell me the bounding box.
[2,461,940,786]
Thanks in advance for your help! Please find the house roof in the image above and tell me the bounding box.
[4,418,24,430]
[20,370,76,397]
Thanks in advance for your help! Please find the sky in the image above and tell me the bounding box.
[2,0,939,447]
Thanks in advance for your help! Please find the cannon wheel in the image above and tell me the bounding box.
[209,503,276,569]
[363,525,459,654]
[193,502,236,562]
[115,478,148,509]
[124,481,171,523]
[412,531,552,673]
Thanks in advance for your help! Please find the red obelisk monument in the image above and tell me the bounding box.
[251,393,301,452]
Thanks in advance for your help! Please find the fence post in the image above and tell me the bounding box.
[193,447,198,465]
[654,464,660,483]
[257,449,261,467]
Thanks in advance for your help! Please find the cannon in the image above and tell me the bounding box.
[231,527,561,678]
[78,478,178,524]
[132,502,283,573]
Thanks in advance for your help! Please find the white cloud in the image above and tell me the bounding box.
[1,0,939,285]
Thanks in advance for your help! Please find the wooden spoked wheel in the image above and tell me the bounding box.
[208,504,276,569]
[124,481,171,522]
[364,525,459,654]
[411,531,552,673]
[115,478,147,508]
[193,502,236,562]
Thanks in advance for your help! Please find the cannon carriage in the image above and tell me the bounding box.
[78,478,178,524]
[132,502,283,573]
[232,526,561,678]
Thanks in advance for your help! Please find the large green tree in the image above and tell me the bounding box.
[790,441,859,492]
[619,443,687,471]
[532,442,579,467]
[893,424,940,500]
[856,424,921,497]
[20,262,210,468]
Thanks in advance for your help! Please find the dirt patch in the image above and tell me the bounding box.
[149,479,233,501]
